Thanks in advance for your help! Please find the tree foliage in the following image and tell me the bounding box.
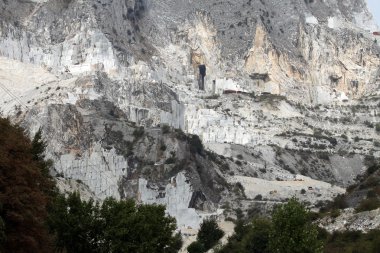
[197,218,224,250]
[31,128,56,198]
[188,218,224,253]
[49,193,182,253]
[243,218,272,253]
[217,198,323,253]
[48,192,102,253]
[0,118,54,252]
[216,218,271,253]
[188,135,204,155]
[187,241,205,253]
[101,198,182,253]
[269,198,323,253]
[323,229,380,253]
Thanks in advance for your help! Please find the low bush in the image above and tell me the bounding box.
[132,126,144,139]
[376,123,380,132]
[355,198,380,213]
[161,124,170,134]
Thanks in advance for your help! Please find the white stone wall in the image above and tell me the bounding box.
[55,143,128,200]
[0,26,119,76]
[138,172,203,229]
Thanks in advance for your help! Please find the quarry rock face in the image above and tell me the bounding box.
[0,0,379,230]
[319,208,380,233]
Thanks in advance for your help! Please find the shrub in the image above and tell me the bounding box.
[132,126,144,139]
[187,241,205,253]
[355,198,380,213]
[330,209,341,218]
[367,164,379,175]
[284,165,296,174]
[328,137,338,146]
[367,190,377,198]
[161,124,170,134]
[220,163,230,172]
[197,219,224,251]
[376,123,380,132]
[259,168,267,173]
[361,177,379,189]
[324,229,380,253]
[317,152,330,161]
[145,160,155,166]
[234,183,246,198]
[189,135,204,155]
[204,94,220,100]
[330,194,348,210]
[364,121,374,128]
[174,128,187,140]
[235,208,244,220]
[206,151,220,164]
[165,157,176,164]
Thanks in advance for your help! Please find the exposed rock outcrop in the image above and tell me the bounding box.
[0,0,379,229]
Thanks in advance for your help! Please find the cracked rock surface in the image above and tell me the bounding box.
[0,0,379,230]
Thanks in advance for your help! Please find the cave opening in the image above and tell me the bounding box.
[198,65,206,90]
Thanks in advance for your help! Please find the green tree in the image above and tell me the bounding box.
[323,229,380,253]
[215,219,247,253]
[187,241,205,253]
[31,128,56,198]
[101,198,181,253]
[216,217,271,253]
[100,198,136,252]
[376,123,380,132]
[49,194,182,253]
[269,198,323,253]
[131,204,182,253]
[31,128,47,161]
[197,218,224,251]
[242,217,272,253]
[48,192,102,253]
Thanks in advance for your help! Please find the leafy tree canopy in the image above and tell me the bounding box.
[217,198,323,253]
[188,218,224,253]
[49,192,182,253]
[269,197,323,253]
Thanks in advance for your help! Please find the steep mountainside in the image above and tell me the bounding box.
[0,0,379,231]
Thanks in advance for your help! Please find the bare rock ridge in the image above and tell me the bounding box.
[0,0,379,231]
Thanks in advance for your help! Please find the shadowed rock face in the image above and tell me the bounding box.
[38,98,229,228]
[0,0,379,229]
